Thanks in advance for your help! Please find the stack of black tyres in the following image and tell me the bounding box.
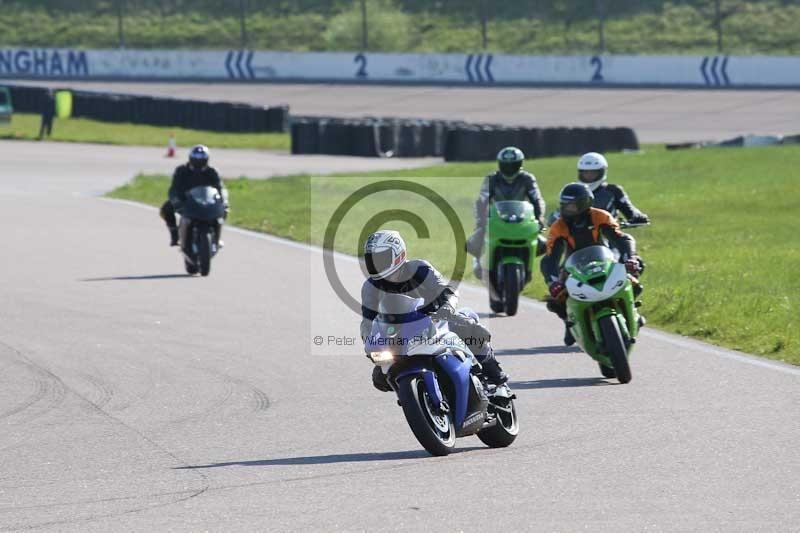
[3,84,289,133]
[290,117,639,159]
[443,125,639,161]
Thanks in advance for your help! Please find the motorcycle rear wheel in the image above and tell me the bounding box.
[184,259,199,275]
[489,297,504,314]
[598,363,616,378]
[397,377,455,456]
[477,398,519,448]
[599,315,631,384]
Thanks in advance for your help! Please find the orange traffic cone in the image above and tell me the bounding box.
[166,133,176,158]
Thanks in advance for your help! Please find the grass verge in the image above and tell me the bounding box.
[108,145,800,365]
[0,113,290,151]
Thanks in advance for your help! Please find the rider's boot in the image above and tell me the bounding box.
[480,357,508,385]
[563,322,576,346]
[168,226,179,247]
[472,257,482,280]
[371,366,392,392]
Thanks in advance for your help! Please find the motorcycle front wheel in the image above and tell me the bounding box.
[502,263,522,316]
[197,228,212,277]
[397,376,455,456]
[599,315,631,384]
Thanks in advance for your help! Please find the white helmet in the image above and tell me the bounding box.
[363,230,407,280]
[577,152,608,191]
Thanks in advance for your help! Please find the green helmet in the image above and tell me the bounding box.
[497,146,524,181]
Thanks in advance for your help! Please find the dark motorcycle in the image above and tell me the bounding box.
[177,186,225,277]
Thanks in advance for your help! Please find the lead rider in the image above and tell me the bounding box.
[360,230,508,391]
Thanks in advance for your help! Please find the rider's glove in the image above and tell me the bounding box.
[548,281,565,298]
[628,213,650,224]
[435,303,456,321]
[625,255,645,275]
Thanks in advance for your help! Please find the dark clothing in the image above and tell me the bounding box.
[540,208,636,284]
[592,183,647,221]
[160,200,178,228]
[474,170,546,228]
[38,93,56,139]
[168,164,225,207]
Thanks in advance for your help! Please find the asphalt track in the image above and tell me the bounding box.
[17,80,800,143]
[1,140,799,531]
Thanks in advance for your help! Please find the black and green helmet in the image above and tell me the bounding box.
[497,146,524,180]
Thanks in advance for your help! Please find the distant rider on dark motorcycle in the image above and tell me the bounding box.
[361,230,508,391]
[577,152,650,224]
[160,145,228,246]
[541,183,646,346]
[466,147,546,279]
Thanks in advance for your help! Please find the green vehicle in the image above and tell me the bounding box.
[563,245,642,383]
[481,200,541,316]
[0,87,12,124]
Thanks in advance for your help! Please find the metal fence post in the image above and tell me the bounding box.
[117,0,125,49]
[596,0,606,53]
[361,0,368,50]
[239,0,248,49]
[480,0,488,50]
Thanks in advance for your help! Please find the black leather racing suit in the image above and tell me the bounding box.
[160,164,226,228]
[360,260,495,363]
[468,170,546,257]
[592,183,648,222]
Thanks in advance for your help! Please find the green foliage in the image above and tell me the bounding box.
[324,0,412,51]
[0,113,290,150]
[1,1,799,53]
[109,144,800,365]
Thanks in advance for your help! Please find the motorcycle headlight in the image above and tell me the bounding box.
[369,350,395,364]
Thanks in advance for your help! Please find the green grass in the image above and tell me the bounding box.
[0,113,290,151]
[2,2,800,54]
[108,144,800,365]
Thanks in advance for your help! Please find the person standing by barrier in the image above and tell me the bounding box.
[38,89,56,140]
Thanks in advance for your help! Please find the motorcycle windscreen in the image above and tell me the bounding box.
[367,295,432,356]
[187,186,221,206]
[493,200,532,220]
[565,245,615,272]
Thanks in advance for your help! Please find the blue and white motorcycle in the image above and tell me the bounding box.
[365,295,519,456]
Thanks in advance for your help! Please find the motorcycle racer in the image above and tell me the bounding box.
[466,147,546,279]
[541,183,645,346]
[361,230,508,390]
[577,152,649,224]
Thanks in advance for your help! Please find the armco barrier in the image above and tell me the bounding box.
[290,116,638,159]
[4,84,288,133]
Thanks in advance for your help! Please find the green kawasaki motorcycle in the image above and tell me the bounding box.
[482,201,541,316]
[563,245,642,383]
